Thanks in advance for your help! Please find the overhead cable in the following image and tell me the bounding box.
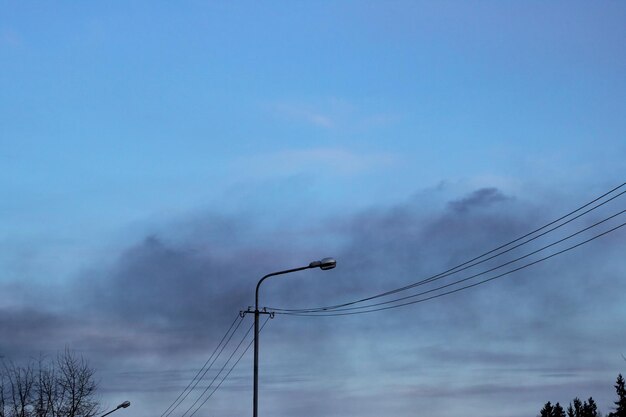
[160,314,243,417]
[271,182,625,313]
[188,316,271,417]
[277,218,626,317]
[281,209,624,314]
[178,319,255,417]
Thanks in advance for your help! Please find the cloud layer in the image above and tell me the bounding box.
[1,185,625,417]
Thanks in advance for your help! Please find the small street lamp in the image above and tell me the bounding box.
[252,257,336,417]
[99,401,131,417]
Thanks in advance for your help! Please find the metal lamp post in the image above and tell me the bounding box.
[99,401,131,417]
[253,257,336,417]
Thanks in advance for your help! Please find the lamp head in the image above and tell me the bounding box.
[309,257,336,270]
[319,257,336,270]
[119,401,131,409]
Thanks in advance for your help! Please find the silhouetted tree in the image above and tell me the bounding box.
[2,361,35,417]
[561,397,599,417]
[541,401,555,417]
[0,372,5,417]
[540,401,566,417]
[608,374,626,417]
[0,351,99,417]
[574,398,584,417]
[581,397,599,417]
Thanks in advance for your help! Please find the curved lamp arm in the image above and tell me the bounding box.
[255,258,336,309]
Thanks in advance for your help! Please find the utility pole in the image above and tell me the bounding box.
[243,258,336,417]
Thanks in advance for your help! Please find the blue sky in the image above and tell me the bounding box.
[1,2,625,417]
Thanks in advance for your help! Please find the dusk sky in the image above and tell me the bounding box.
[1,2,625,417]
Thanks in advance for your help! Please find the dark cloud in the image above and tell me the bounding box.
[448,187,512,213]
[2,186,624,417]
[59,188,626,359]
[89,235,248,325]
[0,308,69,358]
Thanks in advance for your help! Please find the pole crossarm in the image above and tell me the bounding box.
[240,308,274,318]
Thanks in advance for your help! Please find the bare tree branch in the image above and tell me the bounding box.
[0,352,99,417]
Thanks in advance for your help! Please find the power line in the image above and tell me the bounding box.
[160,314,241,417]
[270,183,625,313]
[162,315,245,417]
[178,319,255,417]
[273,183,625,313]
[278,218,626,317]
[188,316,271,417]
[159,184,625,414]
[280,209,624,314]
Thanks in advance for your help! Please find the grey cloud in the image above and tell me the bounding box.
[448,187,512,213]
[72,185,624,358]
[2,185,624,417]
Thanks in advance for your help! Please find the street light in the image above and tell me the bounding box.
[253,257,336,417]
[99,401,131,417]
